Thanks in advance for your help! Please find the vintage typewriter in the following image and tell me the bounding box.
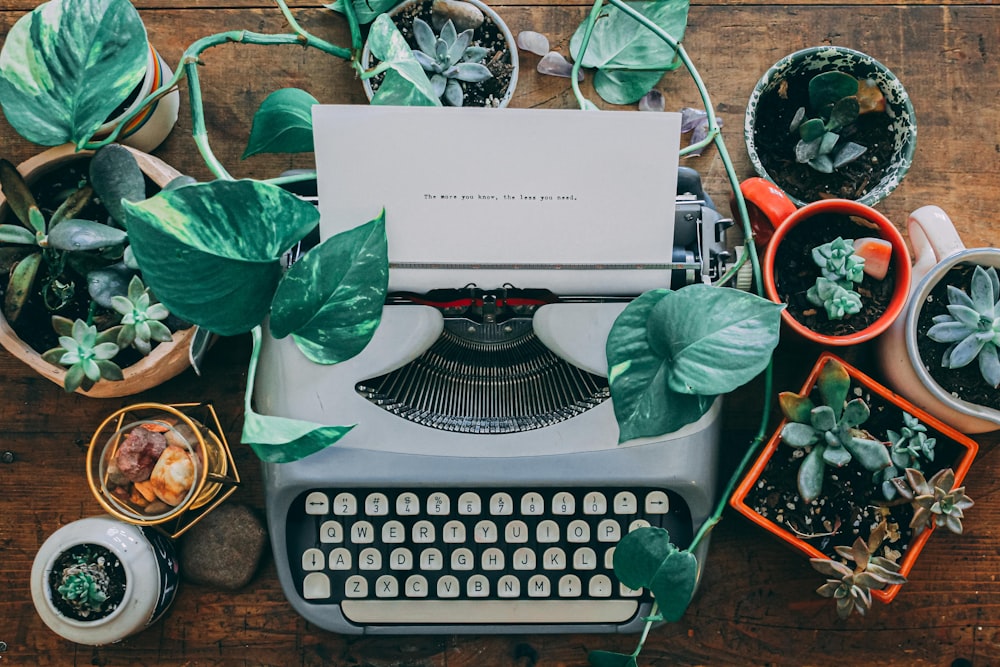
[257,107,735,635]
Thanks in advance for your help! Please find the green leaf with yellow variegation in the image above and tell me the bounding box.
[270,212,388,365]
[242,327,354,463]
[365,14,441,107]
[0,0,148,147]
[122,180,319,336]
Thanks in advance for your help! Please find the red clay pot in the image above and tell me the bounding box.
[745,182,911,345]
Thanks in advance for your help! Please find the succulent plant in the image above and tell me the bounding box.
[812,237,865,285]
[779,358,891,502]
[42,318,123,393]
[789,71,885,174]
[806,277,863,321]
[411,18,492,106]
[897,467,974,535]
[0,145,145,321]
[810,521,907,619]
[925,264,1000,388]
[111,275,173,355]
[878,412,936,500]
[56,551,112,617]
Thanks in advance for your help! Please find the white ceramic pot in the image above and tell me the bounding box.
[360,0,519,108]
[31,516,179,645]
[877,205,1000,433]
[88,44,179,152]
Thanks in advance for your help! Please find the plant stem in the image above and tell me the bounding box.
[85,1,354,179]
[570,0,606,109]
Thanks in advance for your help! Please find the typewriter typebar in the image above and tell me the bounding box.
[259,170,729,634]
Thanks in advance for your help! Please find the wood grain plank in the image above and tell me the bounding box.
[1,2,1000,666]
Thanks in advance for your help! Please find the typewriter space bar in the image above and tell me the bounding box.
[342,599,639,624]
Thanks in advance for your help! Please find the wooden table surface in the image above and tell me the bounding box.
[1,0,999,665]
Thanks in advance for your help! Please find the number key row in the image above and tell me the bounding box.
[304,490,669,517]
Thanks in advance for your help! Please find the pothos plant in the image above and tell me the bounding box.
[4,0,774,663]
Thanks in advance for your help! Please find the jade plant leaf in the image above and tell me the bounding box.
[47,219,127,251]
[89,144,146,226]
[588,651,638,667]
[364,14,441,107]
[270,212,389,364]
[645,284,784,396]
[606,290,715,443]
[243,88,318,159]
[569,0,688,103]
[0,0,148,147]
[242,327,353,463]
[122,180,319,336]
[613,526,697,622]
[326,0,403,25]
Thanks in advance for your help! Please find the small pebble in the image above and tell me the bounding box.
[431,0,484,32]
[180,504,268,590]
[537,51,583,81]
[638,90,664,112]
[516,30,549,56]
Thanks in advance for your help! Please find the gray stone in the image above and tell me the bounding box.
[179,503,268,590]
[431,0,484,33]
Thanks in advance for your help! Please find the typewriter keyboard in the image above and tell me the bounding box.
[285,487,693,626]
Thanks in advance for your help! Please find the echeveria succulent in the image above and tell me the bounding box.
[899,467,974,535]
[411,18,492,106]
[810,521,906,619]
[42,318,123,392]
[806,277,863,321]
[926,265,1000,388]
[111,275,173,355]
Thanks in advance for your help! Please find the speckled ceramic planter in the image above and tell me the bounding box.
[745,46,916,208]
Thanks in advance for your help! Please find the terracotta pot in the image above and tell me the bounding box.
[360,0,519,108]
[729,352,979,604]
[878,205,1000,433]
[0,144,197,397]
[744,45,916,208]
[753,192,911,346]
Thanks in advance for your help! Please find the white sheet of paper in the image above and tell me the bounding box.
[312,105,681,294]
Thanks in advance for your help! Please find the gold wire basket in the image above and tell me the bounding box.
[86,402,240,538]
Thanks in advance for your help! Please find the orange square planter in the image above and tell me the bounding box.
[730,352,979,603]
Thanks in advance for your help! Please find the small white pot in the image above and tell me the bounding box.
[31,516,179,645]
[90,44,180,153]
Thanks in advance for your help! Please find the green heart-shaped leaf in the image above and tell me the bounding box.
[122,180,319,336]
[242,327,353,463]
[606,290,714,442]
[646,284,783,396]
[0,0,148,147]
[365,14,441,107]
[270,212,388,364]
[570,0,687,71]
[243,88,318,159]
[613,526,697,622]
[593,69,666,105]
